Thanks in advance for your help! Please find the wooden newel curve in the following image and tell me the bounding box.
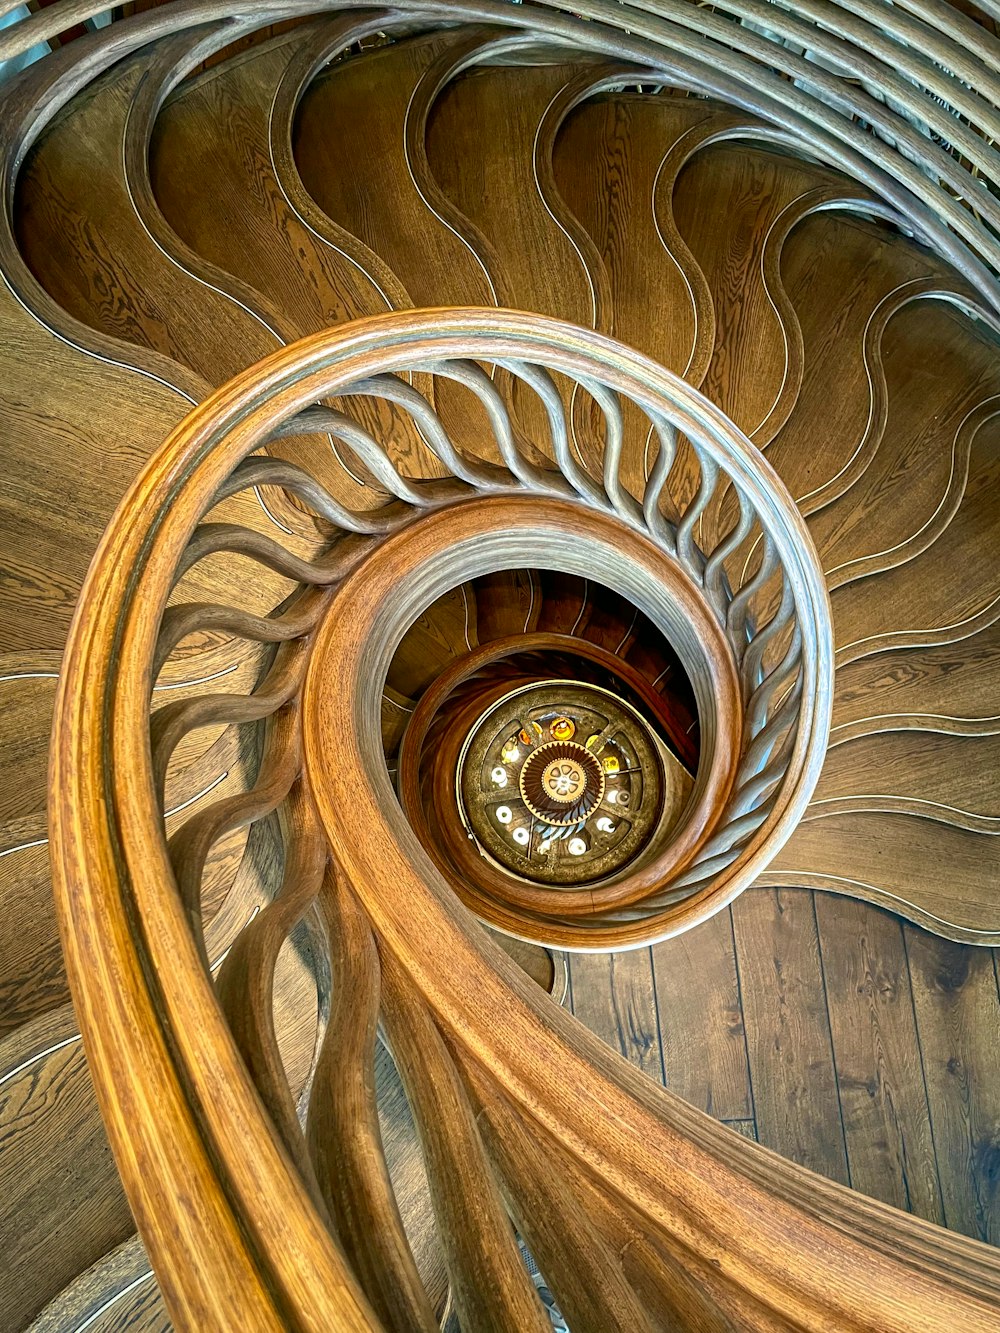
[48,309,1000,1331]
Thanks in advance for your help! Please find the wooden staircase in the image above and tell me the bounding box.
[2,3,1000,1329]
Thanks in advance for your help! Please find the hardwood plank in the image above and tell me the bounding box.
[905,927,1000,1245]
[731,888,850,1184]
[723,1118,758,1142]
[569,948,664,1083]
[814,894,944,1224]
[651,907,752,1120]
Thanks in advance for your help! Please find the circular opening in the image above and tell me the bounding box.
[386,568,703,895]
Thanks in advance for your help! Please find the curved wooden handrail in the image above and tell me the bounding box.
[49,307,1000,1330]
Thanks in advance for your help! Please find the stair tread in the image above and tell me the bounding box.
[761,810,1000,940]
[830,621,1000,743]
[469,571,538,643]
[670,138,825,443]
[294,32,497,311]
[150,28,438,484]
[0,1012,134,1329]
[810,729,1000,832]
[766,209,943,514]
[16,55,279,385]
[26,1235,163,1333]
[0,285,189,655]
[829,408,1000,661]
[809,302,1000,587]
[424,52,606,327]
[553,93,716,384]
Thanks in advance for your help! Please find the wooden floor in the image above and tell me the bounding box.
[570,887,1000,1246]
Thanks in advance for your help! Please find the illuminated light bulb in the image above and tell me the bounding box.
[550,715,575,741]
[518,727,533,745]
[512,827,530,846]
[496,806,513,825]
[500,738,520,764]
[606,790,618,804]
[539,839,553,854]
[596,816,616,833]
[490,766,508,788]
[602,754,620,774]
[585,734,599,750]
[568,837,587,856]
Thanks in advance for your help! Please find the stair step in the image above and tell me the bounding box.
[294,31,496,312]
[469,570,539,643]
[26,1235,163,1333]
[810,730,1000,834]
[15,55,277,387]
[765,210,944,514]
[553,92,716,385]
[670,138,831,444]
[424,48,608,329]
[149,26,437,486]
[762,811,1000,941]
[830,620,1000,745]
[830,406,1000,663]
[0,1008,134,1330]
[808,302,1000,588]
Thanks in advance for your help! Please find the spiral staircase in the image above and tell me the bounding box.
[2,2,1000,1329]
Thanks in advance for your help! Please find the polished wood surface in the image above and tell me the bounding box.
[2,4,1000,1328]
[574,891,1000,1243]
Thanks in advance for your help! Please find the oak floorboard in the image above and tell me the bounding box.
[569,948,664,1083]
[651,906,753,1120]
[814,894,944,1225]
[730,888,850,1185]
[905,927,1000,1246]
[723,1118,758,1142]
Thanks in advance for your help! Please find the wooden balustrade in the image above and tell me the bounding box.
[49,308,1000,1329]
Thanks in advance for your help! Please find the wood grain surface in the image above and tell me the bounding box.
[5,7,1000,1330]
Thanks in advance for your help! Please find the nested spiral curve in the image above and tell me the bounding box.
[52,306,1000,1331]
[117,306,832,945]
